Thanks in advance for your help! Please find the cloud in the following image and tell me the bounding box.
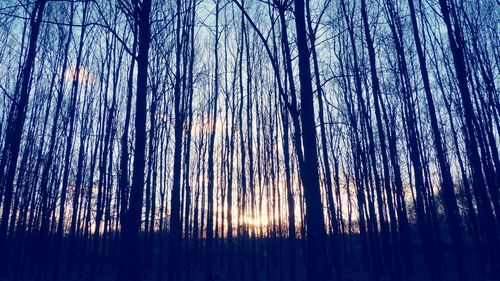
[64,66,96,84]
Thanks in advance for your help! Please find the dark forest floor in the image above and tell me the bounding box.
[2,237,498,281]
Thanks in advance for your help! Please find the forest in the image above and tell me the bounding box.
[0,0,498,280]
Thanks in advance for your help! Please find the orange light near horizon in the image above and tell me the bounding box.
[242,215,269,228]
